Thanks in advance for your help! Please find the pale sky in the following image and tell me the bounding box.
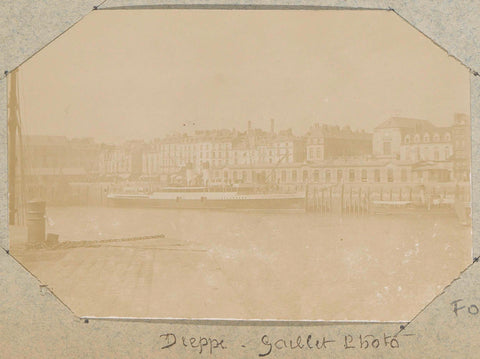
[16,9,469,143]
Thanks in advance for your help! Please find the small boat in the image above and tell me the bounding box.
[107,185,306,210]
[372,200,454,215]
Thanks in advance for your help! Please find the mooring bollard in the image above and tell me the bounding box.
[26,200,46,248]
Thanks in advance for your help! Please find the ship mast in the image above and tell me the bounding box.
[7,69,19,225]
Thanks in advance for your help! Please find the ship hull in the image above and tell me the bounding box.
[107,194,305,210]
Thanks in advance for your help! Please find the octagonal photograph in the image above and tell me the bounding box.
[8,9,472,321]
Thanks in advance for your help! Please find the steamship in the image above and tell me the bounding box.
[107,185,306,210]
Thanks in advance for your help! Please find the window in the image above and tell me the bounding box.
[361,169,367,182]
[303,170,309,182]
[325,170,331,183]
[316,147,322,159]
[423,133,430,142]
[292,170,297,182]
[281,170,286,183]
[374,169,380,182]
[444,132,451,142]
[387,168,394,182]
[349,169,355,182]
[313,169,319,182]
[242,171,247,181]
[309,148,314,159]
[404,135,410,144]
[414,134,420,143]
[434,148,439,161]
[422,146,429,161]
[383,142,391,155]
[445,146,450,159]
[433,133,440,142]
[337,169,343,182]
[401,168,407,182]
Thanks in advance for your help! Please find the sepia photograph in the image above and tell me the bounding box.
[7,9,472,321]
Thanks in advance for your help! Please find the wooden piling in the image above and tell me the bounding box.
[368,189,371,213]
[341,183,345,215]
[358,187,362,215]
[329,187,333,213]
[321,189,324,214]
[305,184,309,211]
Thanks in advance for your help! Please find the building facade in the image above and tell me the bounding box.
[98,114,470,187]
[22,135,101,182]
[451,113,471,181]
[306,124,372,161]
[140,123,306,183]
[99,141,143,179]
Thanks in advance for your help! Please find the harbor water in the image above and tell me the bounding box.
[12,205,472,320]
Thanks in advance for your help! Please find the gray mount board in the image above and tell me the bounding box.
[0,1,479,357]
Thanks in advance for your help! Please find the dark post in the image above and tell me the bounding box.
[8,69,19,225]
[26,200,46,247]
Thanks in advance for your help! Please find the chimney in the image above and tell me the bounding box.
[270,118,275,134]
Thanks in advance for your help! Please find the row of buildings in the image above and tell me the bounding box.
[22,114,471,187]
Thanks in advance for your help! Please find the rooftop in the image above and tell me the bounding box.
[375,117,435,130]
